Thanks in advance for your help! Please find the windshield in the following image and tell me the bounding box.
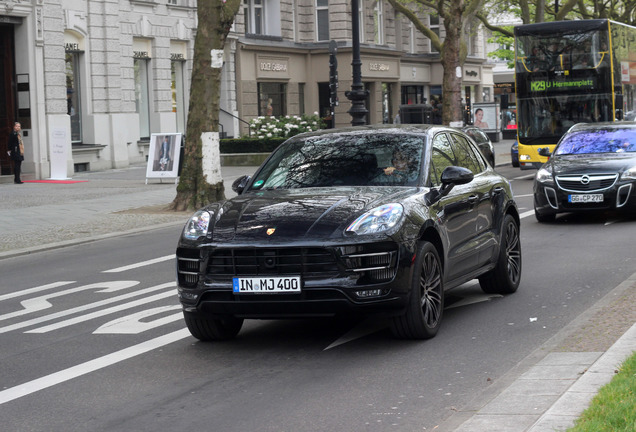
[555,128,636,155]
[249,133,425,190]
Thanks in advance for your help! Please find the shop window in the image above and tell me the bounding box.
[258,82,287,117]
[134,58,151,140]
[316,0,329,41]
[65,51,82,144]
[401,85,424,105]
[373,1,384,44]
[171,60,187,134]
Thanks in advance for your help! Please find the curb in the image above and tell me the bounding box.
[0,220,185,261]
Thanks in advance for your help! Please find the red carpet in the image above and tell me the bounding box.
[23,180,89,184]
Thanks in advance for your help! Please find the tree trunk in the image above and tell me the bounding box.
[169,0,241,212]
[441,1,464,125]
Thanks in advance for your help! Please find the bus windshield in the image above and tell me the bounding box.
[514,20,615,145]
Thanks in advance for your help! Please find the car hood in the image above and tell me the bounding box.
[547,153,636,175]
[207,187,418,243]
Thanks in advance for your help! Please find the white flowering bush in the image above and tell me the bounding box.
[248,113,325,139]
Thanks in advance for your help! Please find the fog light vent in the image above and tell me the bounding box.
[616,184,632,208]
[544,187,558,209]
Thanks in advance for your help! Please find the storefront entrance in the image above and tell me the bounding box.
[0,24,16,175]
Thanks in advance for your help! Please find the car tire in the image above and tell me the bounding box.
[478,214,522,294]
[390,241,444,340]
[183,311,244,341]
[534,203,556,223]
[511,158,519,168]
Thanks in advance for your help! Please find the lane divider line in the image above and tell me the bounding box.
[0,328,191,405]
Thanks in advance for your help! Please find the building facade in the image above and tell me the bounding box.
[0,0,494,181]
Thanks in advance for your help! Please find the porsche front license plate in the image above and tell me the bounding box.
[568,194,603,203]
[233,276,301,294]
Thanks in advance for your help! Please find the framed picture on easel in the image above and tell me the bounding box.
[146,133,182,182]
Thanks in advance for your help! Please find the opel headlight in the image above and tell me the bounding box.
[622,166,636,180]
[183,210,211,240]
[535,166,554,184]
[346,204,404,235]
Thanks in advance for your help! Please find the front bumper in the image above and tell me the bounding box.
[534,180,636,215]
[176,241,415,319]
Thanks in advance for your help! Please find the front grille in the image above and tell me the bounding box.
[207,248,339,278]
[556,174,617,192]
[204,243,400,285]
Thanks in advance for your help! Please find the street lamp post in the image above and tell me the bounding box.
[345,0,368,126]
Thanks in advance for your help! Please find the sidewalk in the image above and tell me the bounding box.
[1,155,634,432]
[0,163,259,257]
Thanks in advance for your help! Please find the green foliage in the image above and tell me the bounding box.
[567,352,636,432]
[247,113,326,139]
[487,30,515,68]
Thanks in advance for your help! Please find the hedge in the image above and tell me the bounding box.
[220,137,286,154]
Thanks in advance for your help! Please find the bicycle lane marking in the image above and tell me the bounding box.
[0,328,191,405]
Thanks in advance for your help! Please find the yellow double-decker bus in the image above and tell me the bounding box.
[514,19,636,169]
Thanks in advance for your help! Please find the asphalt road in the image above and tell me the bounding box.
[1,164,635,431]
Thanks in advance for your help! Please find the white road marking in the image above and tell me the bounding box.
[520,210,535,219]
[0,282,173,334]
[26,288,177,333]
[0,281,138,322]
[93,306,182,334]
[0,282,75,302]
[0,328,191,405]
[513,174,535,180]
[102,255,174,273]
[514,193,534,198]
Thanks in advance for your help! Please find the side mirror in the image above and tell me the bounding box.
[440,166,474,186]
[538,147,552,157]
[427,166,474,205]
[231,175,251,194]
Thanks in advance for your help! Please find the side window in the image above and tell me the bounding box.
[450,133,483,174]
[430,133,457,186]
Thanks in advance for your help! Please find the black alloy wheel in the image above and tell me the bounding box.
[479,214,522,294]
[391,241,444,339]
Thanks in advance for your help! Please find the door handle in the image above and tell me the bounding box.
[468,195,479,204]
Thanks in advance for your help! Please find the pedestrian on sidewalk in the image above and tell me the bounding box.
[7,122,24,184]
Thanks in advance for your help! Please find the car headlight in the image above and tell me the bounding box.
[346,204,404,235]
[535,166,554,184]
[622,166,636,180]
[183,210,211,240]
